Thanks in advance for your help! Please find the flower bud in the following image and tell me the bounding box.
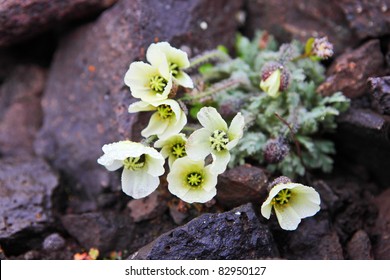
[263,137,290,164]
[312,37,334,59]
[260,62,290,98]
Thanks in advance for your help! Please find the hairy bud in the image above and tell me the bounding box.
[264,137,290,164]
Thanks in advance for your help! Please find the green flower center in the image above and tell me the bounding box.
[149,75,168,94]
[272,189,292,205]
[171,143,186,158]
[169,62,179,77]
[186,172,203,188]
[157,104,174,119]
[123,155,146,171]
[209,130,229,152]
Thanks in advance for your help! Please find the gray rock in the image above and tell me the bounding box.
[35,0,244,200]
[0,0,118,47]
[347,230,373,260]
[42,233,66,252]
[130,203,279,260]
[371,188,390,259]
[61,210,134,254]
[0,156,58,255]
[216,164,269,209]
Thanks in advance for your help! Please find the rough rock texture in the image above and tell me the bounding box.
[61,210,134,254]
[130,203,279,260]
[347,230,373,260]
[0,65,46,156]
[127,191,168,223]
[317,40,386,99]
[336,108,390,187]
[371,188,390,259]
[368,76,390,115]
[216,164,268,208]
[42,233,66,252]
[35,0,244,200]
[338,0,390,40]
[244,0,355,53]
[0,0,118,47]
[0,156,58,255]
[275,212,344,260]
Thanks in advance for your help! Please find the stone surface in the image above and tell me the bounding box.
[61,210,134,254]
[244,0,355,53]
[347,230,373,260]
[130,203,279,260]
[336,108,390,187]
[338,0,390,40]
[216,164,268,209]
[35,0,244,199]
[0,65,46,156]
[276,212,344,260]
[0,0,117,47]
[368,76,390,115]
[127,191,168,223]
[371,188,390,259]
[42,233,66,252]
[317,40,386,99]
[0,156,58,255]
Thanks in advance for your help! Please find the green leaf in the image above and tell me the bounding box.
[305,37,315,55]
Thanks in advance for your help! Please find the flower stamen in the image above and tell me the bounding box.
[171,143,186,158]
[169,62,179,77]
[272,189,292,205]
[186,172,203,188]
[209,130,229,152]
[157,104,173,119]
[123,155,146,171]
[149,76,168,94]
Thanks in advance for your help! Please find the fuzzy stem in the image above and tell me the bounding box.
[189,49,231,69]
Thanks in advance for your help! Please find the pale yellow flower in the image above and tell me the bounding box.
[154,133,187,168]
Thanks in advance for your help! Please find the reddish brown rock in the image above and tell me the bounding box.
[216,164,269,208]
[244,0,355,53]
[318,40,386,99]
[0,0,117,47]
[371,188,390,259]
[127,191,168,223]
[338,0,390,40]
[0,65,46,156]
[347,230,373,260]
[35,0,244,198]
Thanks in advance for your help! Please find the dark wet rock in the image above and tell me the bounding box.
[35,0,244,200]
[216,164,268,209]
[61,210,134,254]
[22,250,41,260]
[0,65,46,156]
[312,180,340,211]
[42,233,66,252]
[371,188,390,259]
[129,203,279,260]
[368,76,390,115]
[336,108,390,187]
[318,40,386,99]
[347,230,373,260]
[0,156,59,256]
[244,0,355,53]
[0,0,118,47]
[275,212,344,260]
[338,0,390,40]
[127,191,168,223]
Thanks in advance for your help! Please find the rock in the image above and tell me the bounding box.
[371,188,390,259]
[347,230,373,260]
[216,164,268,209]
[35,0,244,199]
[0,0,118,47]
[317,40,386,99]
[244,0,355,53]
[129,203,279,260]
[368,76,390,115]
[312,180,340,211]
[0,65,46,156]
[61,210,134,254]
[276,212,344,259]
[42,233,66,252]
[0,156,59,256]
[338,0,390,40]
[336,108,390,187]
[127,191,168,223]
